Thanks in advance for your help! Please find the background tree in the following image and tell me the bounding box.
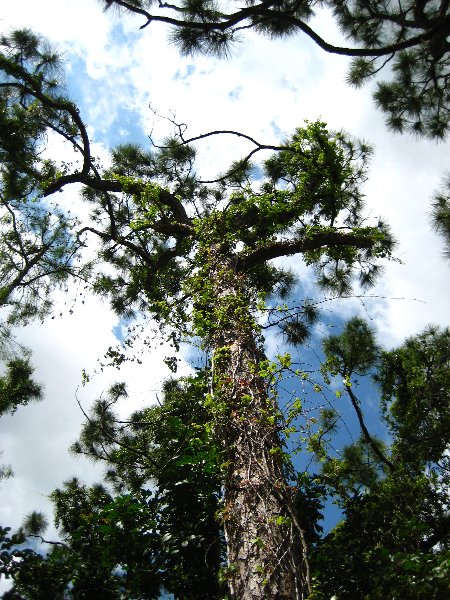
[377,324,450,468]
[0,29,91,332]
[430,173,450,259]
[0,357,42,484]
[311,321,450,599]
[72,375,225,599]
[0,195,83,326]
[0,358,42,416]
[0,376,224,599]
[100,0,450,139]
[0,28,397,598]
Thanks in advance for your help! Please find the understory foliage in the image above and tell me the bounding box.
[1,377,223,599]
[0,14,448,600]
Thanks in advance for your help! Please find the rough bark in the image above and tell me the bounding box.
[206,251,309,599]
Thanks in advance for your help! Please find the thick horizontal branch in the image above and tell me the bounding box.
[265,11,445,58]
[236,231,375,268]
[1,75,191,229]
[43,174,192,230]
[107,0,444,58]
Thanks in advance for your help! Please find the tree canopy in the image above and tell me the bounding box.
[100,0,450,139]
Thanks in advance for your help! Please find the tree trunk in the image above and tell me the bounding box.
[205,251,310,599]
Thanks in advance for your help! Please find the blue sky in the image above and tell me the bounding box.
[0,0,449,591]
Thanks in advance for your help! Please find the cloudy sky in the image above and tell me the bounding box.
[0,0,449,581]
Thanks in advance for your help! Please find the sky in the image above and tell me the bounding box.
[0,0,449,587]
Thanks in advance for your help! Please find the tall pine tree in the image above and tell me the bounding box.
[0,28,396,598]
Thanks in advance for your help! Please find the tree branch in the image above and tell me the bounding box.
[0,77,92,176]
[103,0,446,58]
[29,535,72,551]
[149,113,292,184]
[43,174,192,229]
[236,231,375,269]
[346,385,395,472]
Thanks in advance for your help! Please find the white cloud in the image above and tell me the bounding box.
[2,0,115,60]
[0,292,188,541]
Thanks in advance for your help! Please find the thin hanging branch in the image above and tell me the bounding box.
[346,385,395,472]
